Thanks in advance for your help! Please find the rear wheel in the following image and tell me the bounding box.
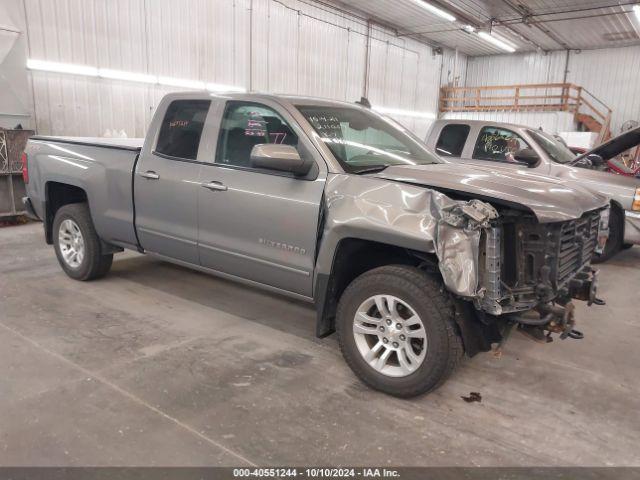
[336,265,463,398]
[53,203,113,280]
[593,207,623,263]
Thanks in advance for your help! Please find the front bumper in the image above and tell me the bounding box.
[506,267,602,340]
[624,210,640,245]
[22,196,40,221]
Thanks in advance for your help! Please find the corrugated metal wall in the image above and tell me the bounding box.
[440,48,467,88]
[23,0,448,138]
[466,51,567,87]
[0,0,32,129]
[567,46,640,135]
[463,47,640,134]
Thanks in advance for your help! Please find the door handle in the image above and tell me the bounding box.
[201,181,228,192]
[140,171,160,180]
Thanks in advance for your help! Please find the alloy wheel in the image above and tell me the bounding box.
[58,219,85,269]
[352,294,427,377]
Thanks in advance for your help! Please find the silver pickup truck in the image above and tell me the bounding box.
[425,119,640,261]
[23,92,609,397]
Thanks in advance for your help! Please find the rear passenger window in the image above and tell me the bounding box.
[435,124,470,157]
[216,102,298,169]
[156,100,211,160]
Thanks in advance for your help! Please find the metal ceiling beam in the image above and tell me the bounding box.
[494,23,547,51]
[319,0,640,55]
[500,1,640,21]
[395,0,547,52]
[500,0,571,49]
[328,0,449,51]
[451,0,547,51]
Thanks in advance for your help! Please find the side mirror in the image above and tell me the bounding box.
[585,154,604,167]
[513,148,540,167]
[250,144,312,176]
[575,158,593,168]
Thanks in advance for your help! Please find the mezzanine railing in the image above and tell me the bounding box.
[439,83,613,143]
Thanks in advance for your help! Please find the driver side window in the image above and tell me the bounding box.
[216,102,299,169]
[473,126,531,164]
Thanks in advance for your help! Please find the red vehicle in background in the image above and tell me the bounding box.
[568,127,640,177]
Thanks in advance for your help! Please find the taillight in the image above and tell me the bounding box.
[21,152,29,184]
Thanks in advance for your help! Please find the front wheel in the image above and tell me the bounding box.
[336,265,464,398]
[53,203,113,281]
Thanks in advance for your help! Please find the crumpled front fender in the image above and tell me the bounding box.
[315,174,498,298]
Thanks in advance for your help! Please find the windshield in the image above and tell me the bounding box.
[527,129,576,164]
[296,105,441,173]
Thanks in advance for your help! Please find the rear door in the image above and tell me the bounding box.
[134,99,210,264]
[433,123,471,158]
[196,100,326,297]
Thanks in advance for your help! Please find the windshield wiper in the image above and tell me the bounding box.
[351,165,390,174]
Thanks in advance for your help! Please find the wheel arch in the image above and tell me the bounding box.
[44,181,89,244]
[313,235,502,357]
[313,236,438,338]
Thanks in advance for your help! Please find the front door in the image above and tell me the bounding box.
[197,101,326,297]
[134,99,211,264]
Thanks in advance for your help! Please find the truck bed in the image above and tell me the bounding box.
[25,136,143,250]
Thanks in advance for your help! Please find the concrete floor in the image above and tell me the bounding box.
[1,222,639,467]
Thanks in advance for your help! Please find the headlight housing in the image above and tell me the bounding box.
[633,188,640,211]
[596,207,610,254]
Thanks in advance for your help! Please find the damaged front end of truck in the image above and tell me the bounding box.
[474,206,609,353]
[315,172,610,357]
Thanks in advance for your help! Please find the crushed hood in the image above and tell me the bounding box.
[574,126,640,163]
[373,162,608,223]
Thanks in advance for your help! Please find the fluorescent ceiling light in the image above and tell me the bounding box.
[478,31,516,53]
[27,59,245,92]
[634,4,640,22]
[27,59,98,76]
[99,68,157,83]
[158,76,206,89]
[372,106,437,120]
[491,31,518,49]
[408,0,456,22]
[463,25,475,33]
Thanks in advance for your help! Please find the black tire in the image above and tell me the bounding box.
[593,207,623,263]
[53,203,113,281]
[336,265,464,398]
